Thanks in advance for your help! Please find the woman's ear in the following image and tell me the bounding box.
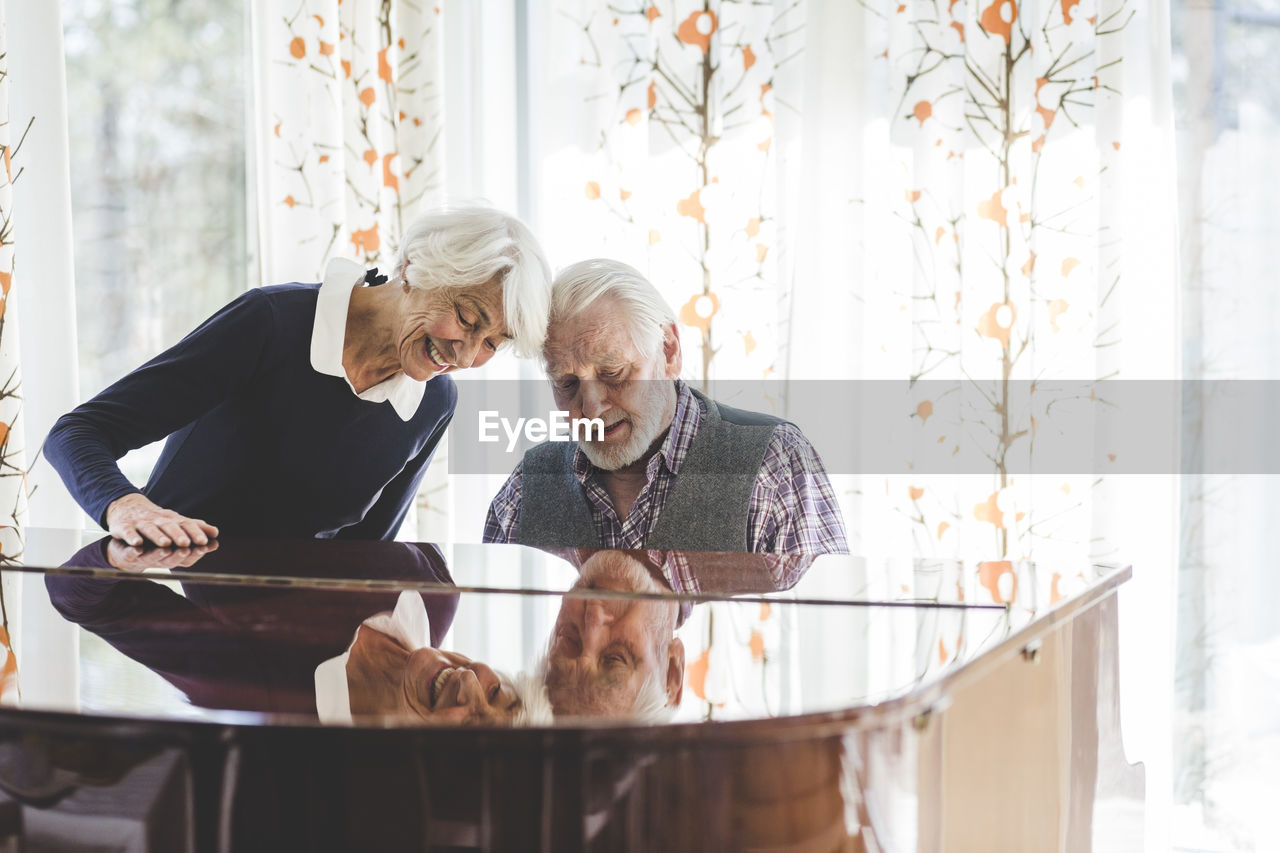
[661,322,682,379]
[665,636,685,707]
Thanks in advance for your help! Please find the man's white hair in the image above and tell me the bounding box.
[394,205,552,358]
[548,259,676,359]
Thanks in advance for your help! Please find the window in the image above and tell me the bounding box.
[62,0,253,483]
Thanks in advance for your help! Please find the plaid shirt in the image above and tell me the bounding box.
[483,380,848,554]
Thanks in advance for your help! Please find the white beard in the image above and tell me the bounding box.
[577,379,677,471]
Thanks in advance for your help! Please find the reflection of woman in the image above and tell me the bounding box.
[45,206,550,546]
[318,590,529,725]
[48,537,462,717]
[48,537,543,724]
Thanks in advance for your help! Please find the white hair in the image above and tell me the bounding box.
[394,205,552,358]
[627,667,677,722]
[548,259,676,359]
[508,670,555,727]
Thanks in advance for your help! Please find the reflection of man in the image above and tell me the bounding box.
[484,259,848,552]
[541,550,684,719]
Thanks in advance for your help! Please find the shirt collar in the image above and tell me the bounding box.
[571,379,702,484]
[310,256,425,422]
[658,379,701,474]
[314,590,433,725]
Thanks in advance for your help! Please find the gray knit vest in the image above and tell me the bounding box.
[514,388,784,551]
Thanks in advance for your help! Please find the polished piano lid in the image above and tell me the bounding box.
[5,528,1126,731]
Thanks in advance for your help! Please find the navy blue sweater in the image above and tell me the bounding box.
[44,285,456,540]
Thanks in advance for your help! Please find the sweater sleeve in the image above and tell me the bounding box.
[43,289,275,527]
[333,380,457,541]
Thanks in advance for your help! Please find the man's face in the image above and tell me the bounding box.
[543,552,683,717]
[544,301,679,471]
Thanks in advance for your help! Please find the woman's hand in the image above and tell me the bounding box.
[105,538,219,573]
[105,493,219,548]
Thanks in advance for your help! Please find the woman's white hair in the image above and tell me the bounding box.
[549,259,676,359]
[508,670,554,726]
[393,205,552,358]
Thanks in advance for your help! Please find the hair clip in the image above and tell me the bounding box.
[363,267,389,286]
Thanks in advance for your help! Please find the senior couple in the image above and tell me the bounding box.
[45,204,844,722]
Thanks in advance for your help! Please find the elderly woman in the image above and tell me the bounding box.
[45,206,550,546]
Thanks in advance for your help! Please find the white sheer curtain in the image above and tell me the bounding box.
[8,2,82,534]
[5,0,83,712]
[1172,1,1280,847]
[532,0,1177,846]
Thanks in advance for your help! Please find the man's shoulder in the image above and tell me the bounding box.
[694,388,789,429]
[711,400,788,428]
[521,438,575,471]
[696,390,826,477]
[762,420,822,461]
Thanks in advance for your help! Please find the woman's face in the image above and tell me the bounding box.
[396,274,511,381]
[346,627,520,724]
[403,647,521,724]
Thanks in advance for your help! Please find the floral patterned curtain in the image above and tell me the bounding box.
[0,1,27,564]
[538,0,801,384]
[540,0,1175,570]
[254,0,446,281]
[0,0,28,704]
[848,0,1143,572]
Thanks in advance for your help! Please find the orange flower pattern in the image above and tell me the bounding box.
[979,0,1017,45]
[675,10,717,54]
[560,0,800,384]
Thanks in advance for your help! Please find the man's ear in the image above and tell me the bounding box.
[661,322,682,379]
[665,636,685,707]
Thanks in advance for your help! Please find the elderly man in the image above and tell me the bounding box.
[483,259,847,552]
[541,550,684,719]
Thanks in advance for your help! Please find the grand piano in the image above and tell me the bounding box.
[0,529,1142,851]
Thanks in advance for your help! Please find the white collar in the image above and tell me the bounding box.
[309,257,425,422]
[314,590,434,725]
